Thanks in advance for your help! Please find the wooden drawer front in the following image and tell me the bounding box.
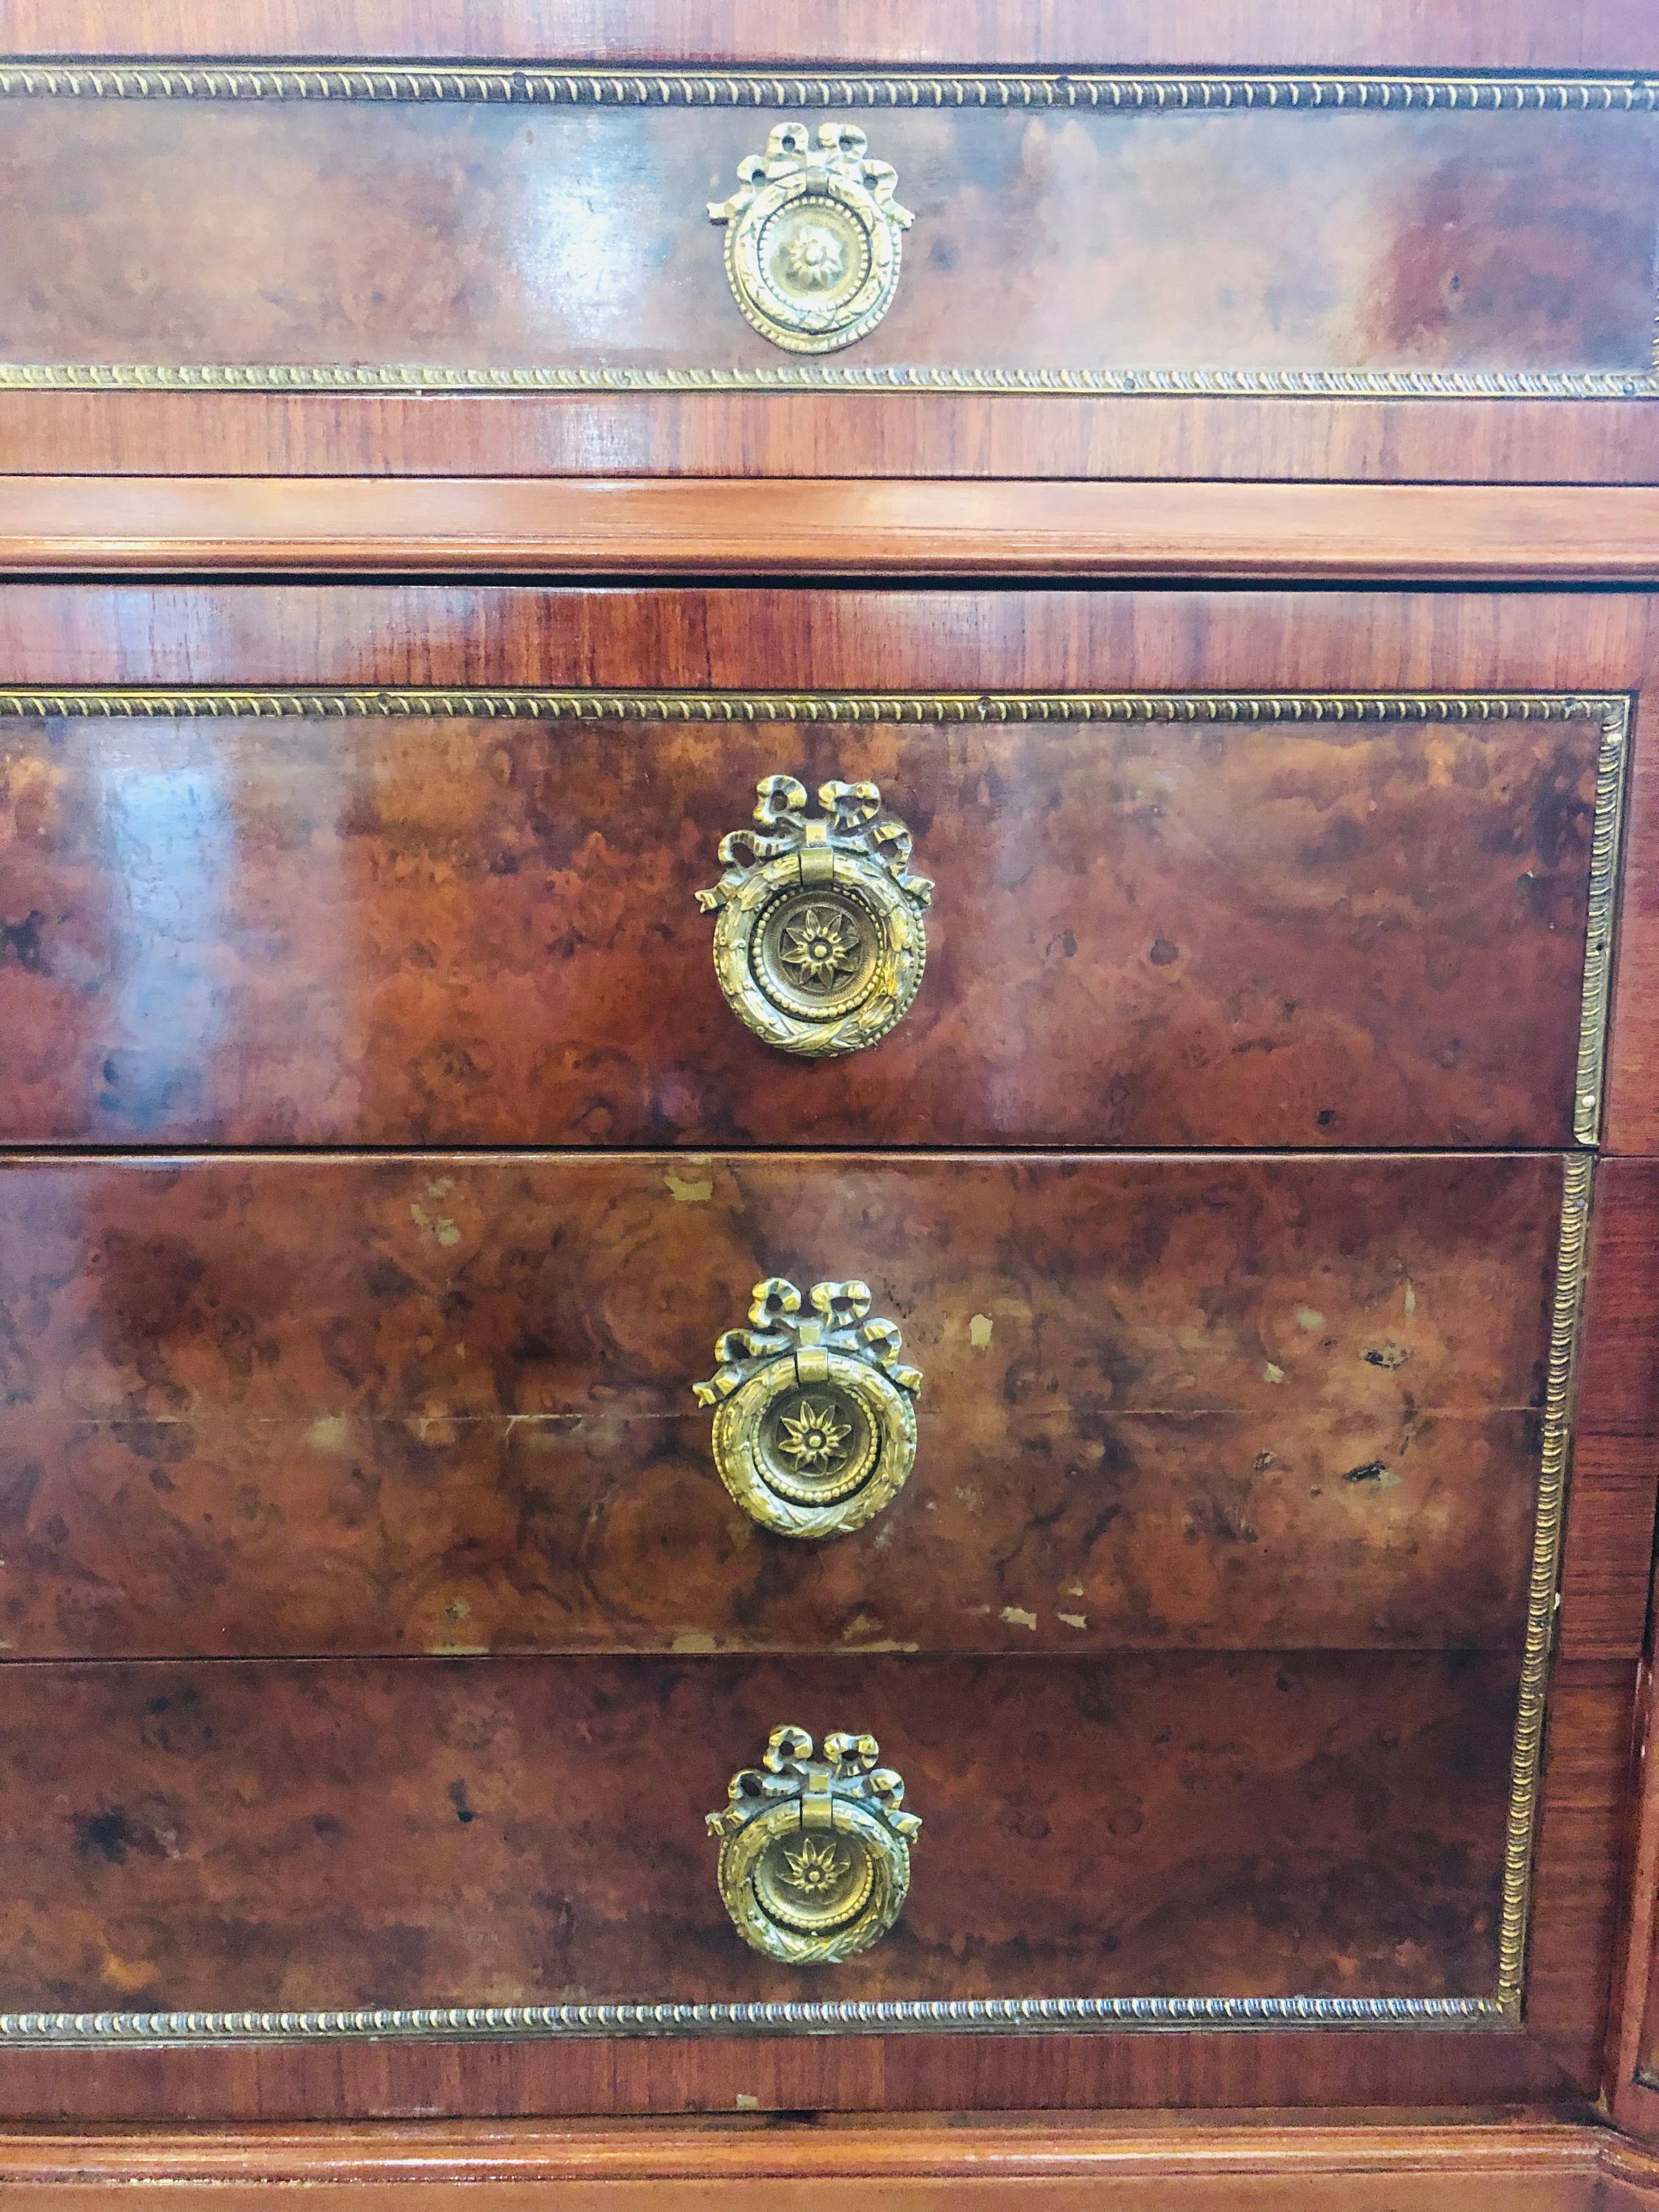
[0,1652,1517,2029]
[0,689,1620,1149]
[0,1151,1572,1660]
[1,69,1656,399]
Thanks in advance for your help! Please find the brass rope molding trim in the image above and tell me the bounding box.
[0,1996,1504,2045]
[1577,702,1632,1146]
[1498,1150,1593,2019]
[0,685,1626,724]
[0,682,1613,2044]
[0,64,1654,399]
[0,64,1654,107]
[3,364,1656,398]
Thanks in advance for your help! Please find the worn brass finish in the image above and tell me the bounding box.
[707,122,913,353]
[707,1725,921,1965]
[693,1277,922,1539]
[697,775,932,1056]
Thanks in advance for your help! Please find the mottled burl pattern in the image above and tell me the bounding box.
[0,1654,1514,2012]
[0,1153,1562,1657]
[0,100,1652,374]
[0,708,1600,1147]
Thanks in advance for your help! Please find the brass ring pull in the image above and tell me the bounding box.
[696,776,932,1057]
[707,123,914,354]
[693,1277,921,1539]
[708,1725,921,1964]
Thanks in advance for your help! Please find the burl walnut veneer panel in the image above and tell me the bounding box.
[0,1151,1566,1660]
[0,697,1610,1149]
[0,1652,1515,2017]
[1,76,1656,394]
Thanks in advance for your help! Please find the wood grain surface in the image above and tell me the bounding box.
[0,2111,1654,2211]
[0,691,1606,1150]
[0,1651,1519,2013]
[3,95,1651,386]
[2,584,1647,696]
[2,0,1653,70]
[1554,1159,1659,1663]
[0,1150,1566,1659]
[0,1653,1628,2114]
[7,477,1659,579]
[10,393,1659,487]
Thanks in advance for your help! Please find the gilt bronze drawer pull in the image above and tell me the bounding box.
[696,775,931,1057]
[693,1276,921,1539]
[708,1724,921,1965]
[708,122,913,354]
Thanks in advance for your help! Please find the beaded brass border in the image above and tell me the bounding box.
[0,685,1619,2044]
[0,66,1655,398]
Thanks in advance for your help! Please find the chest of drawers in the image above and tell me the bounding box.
[5,5,1659,2206]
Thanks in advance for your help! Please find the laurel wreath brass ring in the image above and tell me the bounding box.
[707,1726,921,1967]
[697,777,933,1060]
[720,850,922,1051]
[708,123,914,354]
[716,1791,908,1963]
[712,1346,916,1536]
[693,1278,923,1541]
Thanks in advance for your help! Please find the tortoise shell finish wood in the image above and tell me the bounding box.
[0,1652,1516,2017]
[0,691,1609,1149]
[0,1150,1566,1660]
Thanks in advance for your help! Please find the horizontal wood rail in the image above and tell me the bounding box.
[0,2112,1656,2209]
[4,477,1659,581]
[4,0,1654,67]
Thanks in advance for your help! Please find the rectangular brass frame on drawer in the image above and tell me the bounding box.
[0,682,1625,2046]
[0,681,1628,1150]
[1,66,1657,399]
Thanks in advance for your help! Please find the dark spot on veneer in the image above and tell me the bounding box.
[1344,1461,1390,1485]
[447,1780,477,1825]
[1149,937,1179,966]
[0,911,44,970]
[74,1808,143,1864]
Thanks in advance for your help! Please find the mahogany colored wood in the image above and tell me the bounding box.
[13,391,1659,487]
[1608,1645,1659,2140]
[0,2111,1649,2211]
[2,0,1654,69]
[8,478,1659,579]
[1556,1159,1659,1663]
[3,584,1651,696]
[0,1151,1565,1660]
[0,686,1607,1151]
[1606,693,1659,1156]
[3,94,1651,388]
